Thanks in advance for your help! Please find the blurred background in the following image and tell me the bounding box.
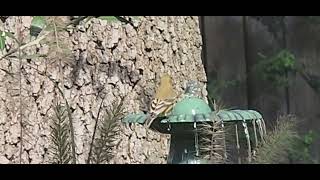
[199,16,320,163]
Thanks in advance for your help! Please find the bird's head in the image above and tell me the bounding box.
[160,73,172,85]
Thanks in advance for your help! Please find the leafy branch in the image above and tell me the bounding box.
[49,103,73,164]
[254,50,296,87]
[1,16,139,58]
[255,49,320,95]
[47,76,77,164]
[89,97,125,164]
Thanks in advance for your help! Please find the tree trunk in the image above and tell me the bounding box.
[0,16,207,164]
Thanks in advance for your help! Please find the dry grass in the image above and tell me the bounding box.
[252,115,299,164]
[198,97,228,163]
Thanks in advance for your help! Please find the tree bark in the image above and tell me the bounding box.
[0,16,207,164]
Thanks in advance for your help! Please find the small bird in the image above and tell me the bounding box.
[144,74,179,129]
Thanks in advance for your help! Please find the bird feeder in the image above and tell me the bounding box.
[122,81,267,164]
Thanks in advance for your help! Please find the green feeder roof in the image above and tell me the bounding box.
[123,112,147,124]
[161,96,212,123]
[215,110,263,122]
[172,97,212,115]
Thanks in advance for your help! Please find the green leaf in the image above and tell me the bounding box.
[30,16,46,37]
[98,16,119,22]
[31,16,46,29]
[0,30,6,50]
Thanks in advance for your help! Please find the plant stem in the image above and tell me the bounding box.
[87,94,106,164]
[0,31,50,61]
[18,29,23,164]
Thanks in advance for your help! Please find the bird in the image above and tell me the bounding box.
[144,74,179,129]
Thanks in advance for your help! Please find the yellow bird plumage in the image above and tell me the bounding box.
[144,74,178,128]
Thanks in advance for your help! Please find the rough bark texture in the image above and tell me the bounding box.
[0,16,207,164]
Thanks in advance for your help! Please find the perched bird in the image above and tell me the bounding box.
[144,74,179,129]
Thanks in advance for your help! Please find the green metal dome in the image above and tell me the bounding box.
[172,96,212,115]
[161,96,213,123]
